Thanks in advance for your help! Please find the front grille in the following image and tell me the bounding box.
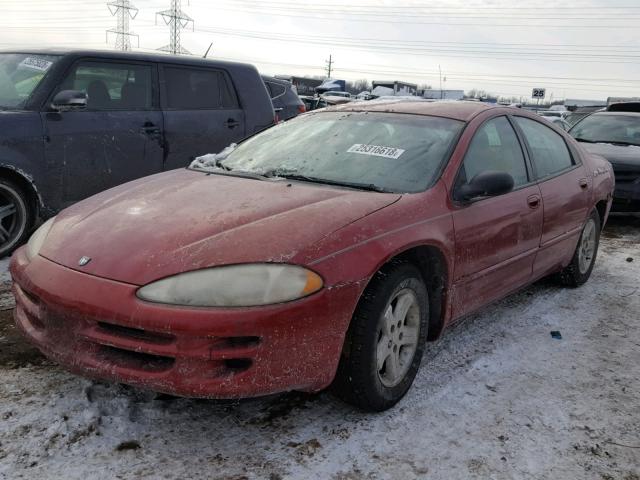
[615,172,640,183]
[223,358,253,372]
[97,345,175,372]
[97,321,175,345]
[211,336,261,350]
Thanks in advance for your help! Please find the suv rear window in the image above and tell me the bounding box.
[265,81,286,99]
[164,67,237,110]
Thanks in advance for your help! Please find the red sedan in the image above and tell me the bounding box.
[11,101,614,411]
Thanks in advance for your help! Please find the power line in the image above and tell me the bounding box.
[190,25,640,65]
[211,5,640,28]
[156,0,193,55]
[106,0,138,51]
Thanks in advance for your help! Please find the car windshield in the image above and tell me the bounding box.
[570,114,640,147]
[204,111,464,193]
[0,53,60,109]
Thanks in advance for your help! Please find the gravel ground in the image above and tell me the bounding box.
[0,216,639,480]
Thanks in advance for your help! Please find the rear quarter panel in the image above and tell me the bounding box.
[578,145,615,223]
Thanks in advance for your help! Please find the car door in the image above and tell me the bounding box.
[42,59,163,207]
[450,116,544,318]
[512,116,590,278]
[160,65,246,170]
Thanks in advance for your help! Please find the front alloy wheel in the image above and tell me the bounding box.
[377,289,421,388]
[333,263,429,411]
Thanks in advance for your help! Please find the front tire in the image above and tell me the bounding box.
[332,263,429,411]
[558,209,601,287]
[0,178,33,258]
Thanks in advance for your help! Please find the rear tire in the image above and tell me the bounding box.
[0,178,34,258]
[557,209,601,287]
[332,263,429,411]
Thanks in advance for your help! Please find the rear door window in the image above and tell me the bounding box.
[59,61,153,110]
[458,116,529,189]
[163,67,238,110]
[514,116,574,179]
[265,81,286,99]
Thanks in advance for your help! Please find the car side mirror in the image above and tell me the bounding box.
[456,170,515,202]
[51,90,87,111]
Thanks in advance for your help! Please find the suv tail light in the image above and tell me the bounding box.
[298,104,306,113]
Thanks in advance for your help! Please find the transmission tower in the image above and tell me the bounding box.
[156,0,194,55]
[106,0,139,51]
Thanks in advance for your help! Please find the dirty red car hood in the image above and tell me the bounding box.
[39,169,400,285]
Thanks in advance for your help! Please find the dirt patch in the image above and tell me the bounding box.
[0,309,47,368]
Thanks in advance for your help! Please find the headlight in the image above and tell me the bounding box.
[25,217,56,261]
[136,264,323,307]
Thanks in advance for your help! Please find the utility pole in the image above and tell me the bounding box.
[106,0,139,51]
[156,0,194,55]
[325,54,333,78]
[438,64,443,99]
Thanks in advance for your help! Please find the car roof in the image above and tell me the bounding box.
[329,99,497,122]
[0,48,253,70]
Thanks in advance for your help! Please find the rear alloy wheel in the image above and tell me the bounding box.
[332,263,429,411]
[558,209,601,287]
[0,179,33,258]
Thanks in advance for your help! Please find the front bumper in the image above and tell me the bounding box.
[10,248,361,398]
[612,166,640,212]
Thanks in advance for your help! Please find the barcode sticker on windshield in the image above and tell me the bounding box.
[19,57,53,72]
[347,144,405,159]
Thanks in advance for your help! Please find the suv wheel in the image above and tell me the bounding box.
[0,179,33,258]
[332,263,429,411]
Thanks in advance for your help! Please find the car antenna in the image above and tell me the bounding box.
[203,42,213,59]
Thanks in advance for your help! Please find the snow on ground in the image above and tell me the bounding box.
[0,216,639,480]
[0,257,13,311]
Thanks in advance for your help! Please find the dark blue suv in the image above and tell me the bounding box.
[0,49,275,256]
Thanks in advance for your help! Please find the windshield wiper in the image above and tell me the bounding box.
[575,138,640,147]
[264,170,389,192]
[600,140,640,147]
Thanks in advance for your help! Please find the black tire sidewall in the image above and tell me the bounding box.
[335,263,429,411]
[0,179,32,257]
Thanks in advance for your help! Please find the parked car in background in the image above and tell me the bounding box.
[569,109,640,212]
[321,91,352,104]
[0,49,275,256]
[300,95,328,111]
[261,75,305,121]
[322,90,351,98]
[12,101,613,411]
[542,115,571,131]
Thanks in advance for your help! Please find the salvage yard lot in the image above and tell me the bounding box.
[0,216,639,480]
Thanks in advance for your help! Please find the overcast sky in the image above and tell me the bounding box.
[2,0,639,101]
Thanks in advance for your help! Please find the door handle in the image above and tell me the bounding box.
[527,194,541,209]
[140,123,160,136]
[225,118,240,129]
[579,178,589,189]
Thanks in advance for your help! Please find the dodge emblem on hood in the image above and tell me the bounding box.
[78,256,92,266]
